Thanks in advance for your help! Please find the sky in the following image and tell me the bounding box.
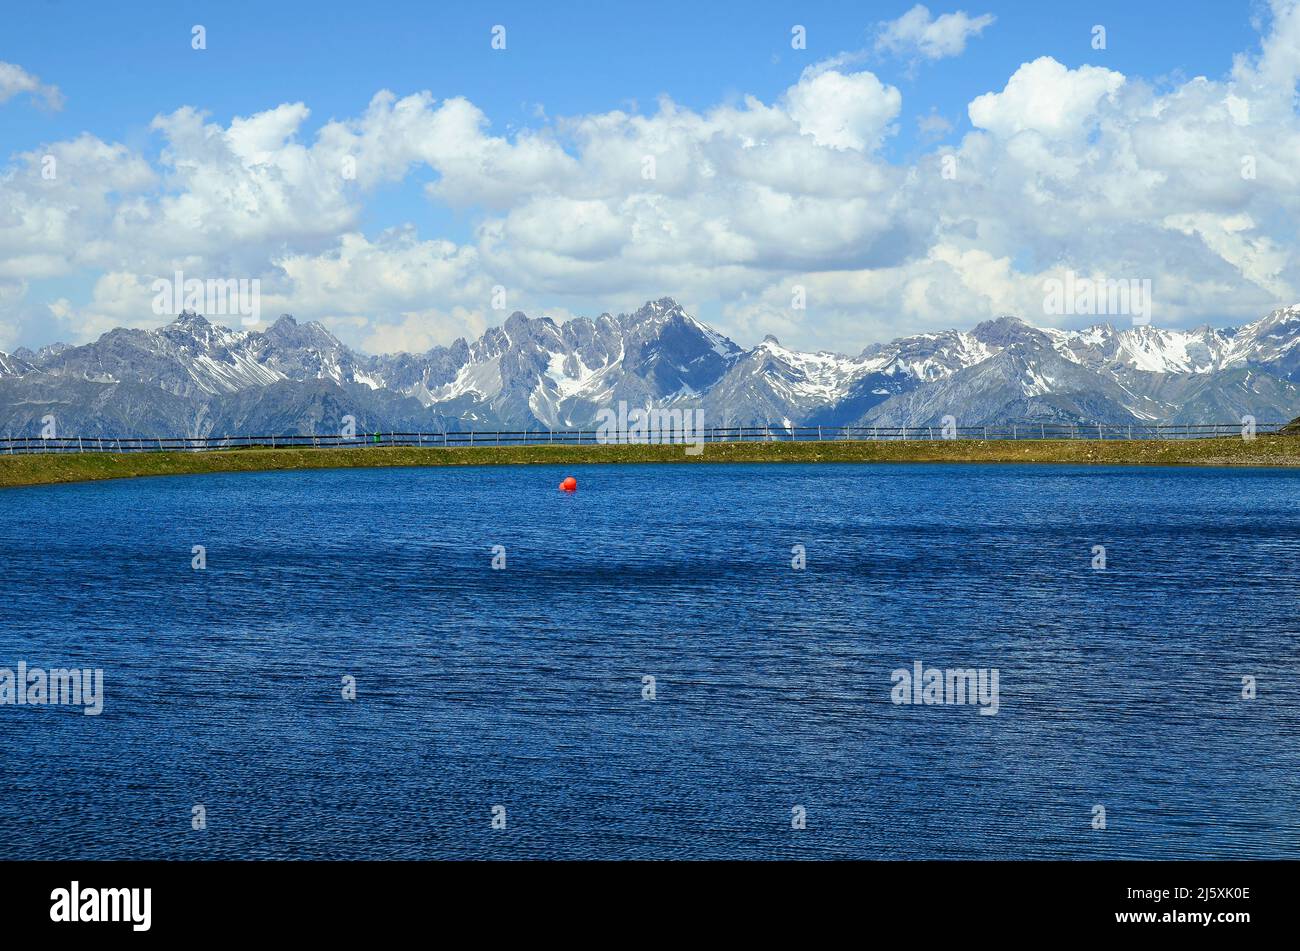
[0,0,1297,355]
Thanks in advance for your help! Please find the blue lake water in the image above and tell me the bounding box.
[1,462,1298,859]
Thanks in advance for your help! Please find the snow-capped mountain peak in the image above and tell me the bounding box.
[7,298,1300,436]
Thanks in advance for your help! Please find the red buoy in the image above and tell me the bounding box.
[560,476,577,492]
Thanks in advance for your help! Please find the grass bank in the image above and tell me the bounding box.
[4,435,1300,489]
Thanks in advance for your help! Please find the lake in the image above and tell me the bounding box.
[1,462,1297,859]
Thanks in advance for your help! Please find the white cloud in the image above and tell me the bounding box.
[783,66,902,151]
[361,306,489,354]
[968,57,1125,138]
[274,229,486,319]
[876,5,996,61]
[1162,213,1291,299]
[0,281,28,349]
[0,135,155,280]
[3,4,1300,356]
[0,61,63,110]
[1234,0,1300,99]
[916,110,955,140]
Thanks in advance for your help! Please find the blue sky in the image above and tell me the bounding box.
[0,0,1295,353]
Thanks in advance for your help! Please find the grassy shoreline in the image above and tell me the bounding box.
[4,435,1300,488]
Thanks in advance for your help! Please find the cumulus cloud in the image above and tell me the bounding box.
[3,3,1300,355]
[784,66,902,150]
[0,135,155,280]
[275,229,486,318]
[361,306,490,354]
[875,5,996,62]
[0,61,63,110]
[968,57,1125,138]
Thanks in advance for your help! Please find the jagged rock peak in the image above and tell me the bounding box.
[170,310,211,327]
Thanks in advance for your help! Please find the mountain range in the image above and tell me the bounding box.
[3,297,1300,437]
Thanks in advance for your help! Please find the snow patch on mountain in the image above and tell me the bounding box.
[756,337,875,402]
[434,355,503,401]
[545,350,601,400]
